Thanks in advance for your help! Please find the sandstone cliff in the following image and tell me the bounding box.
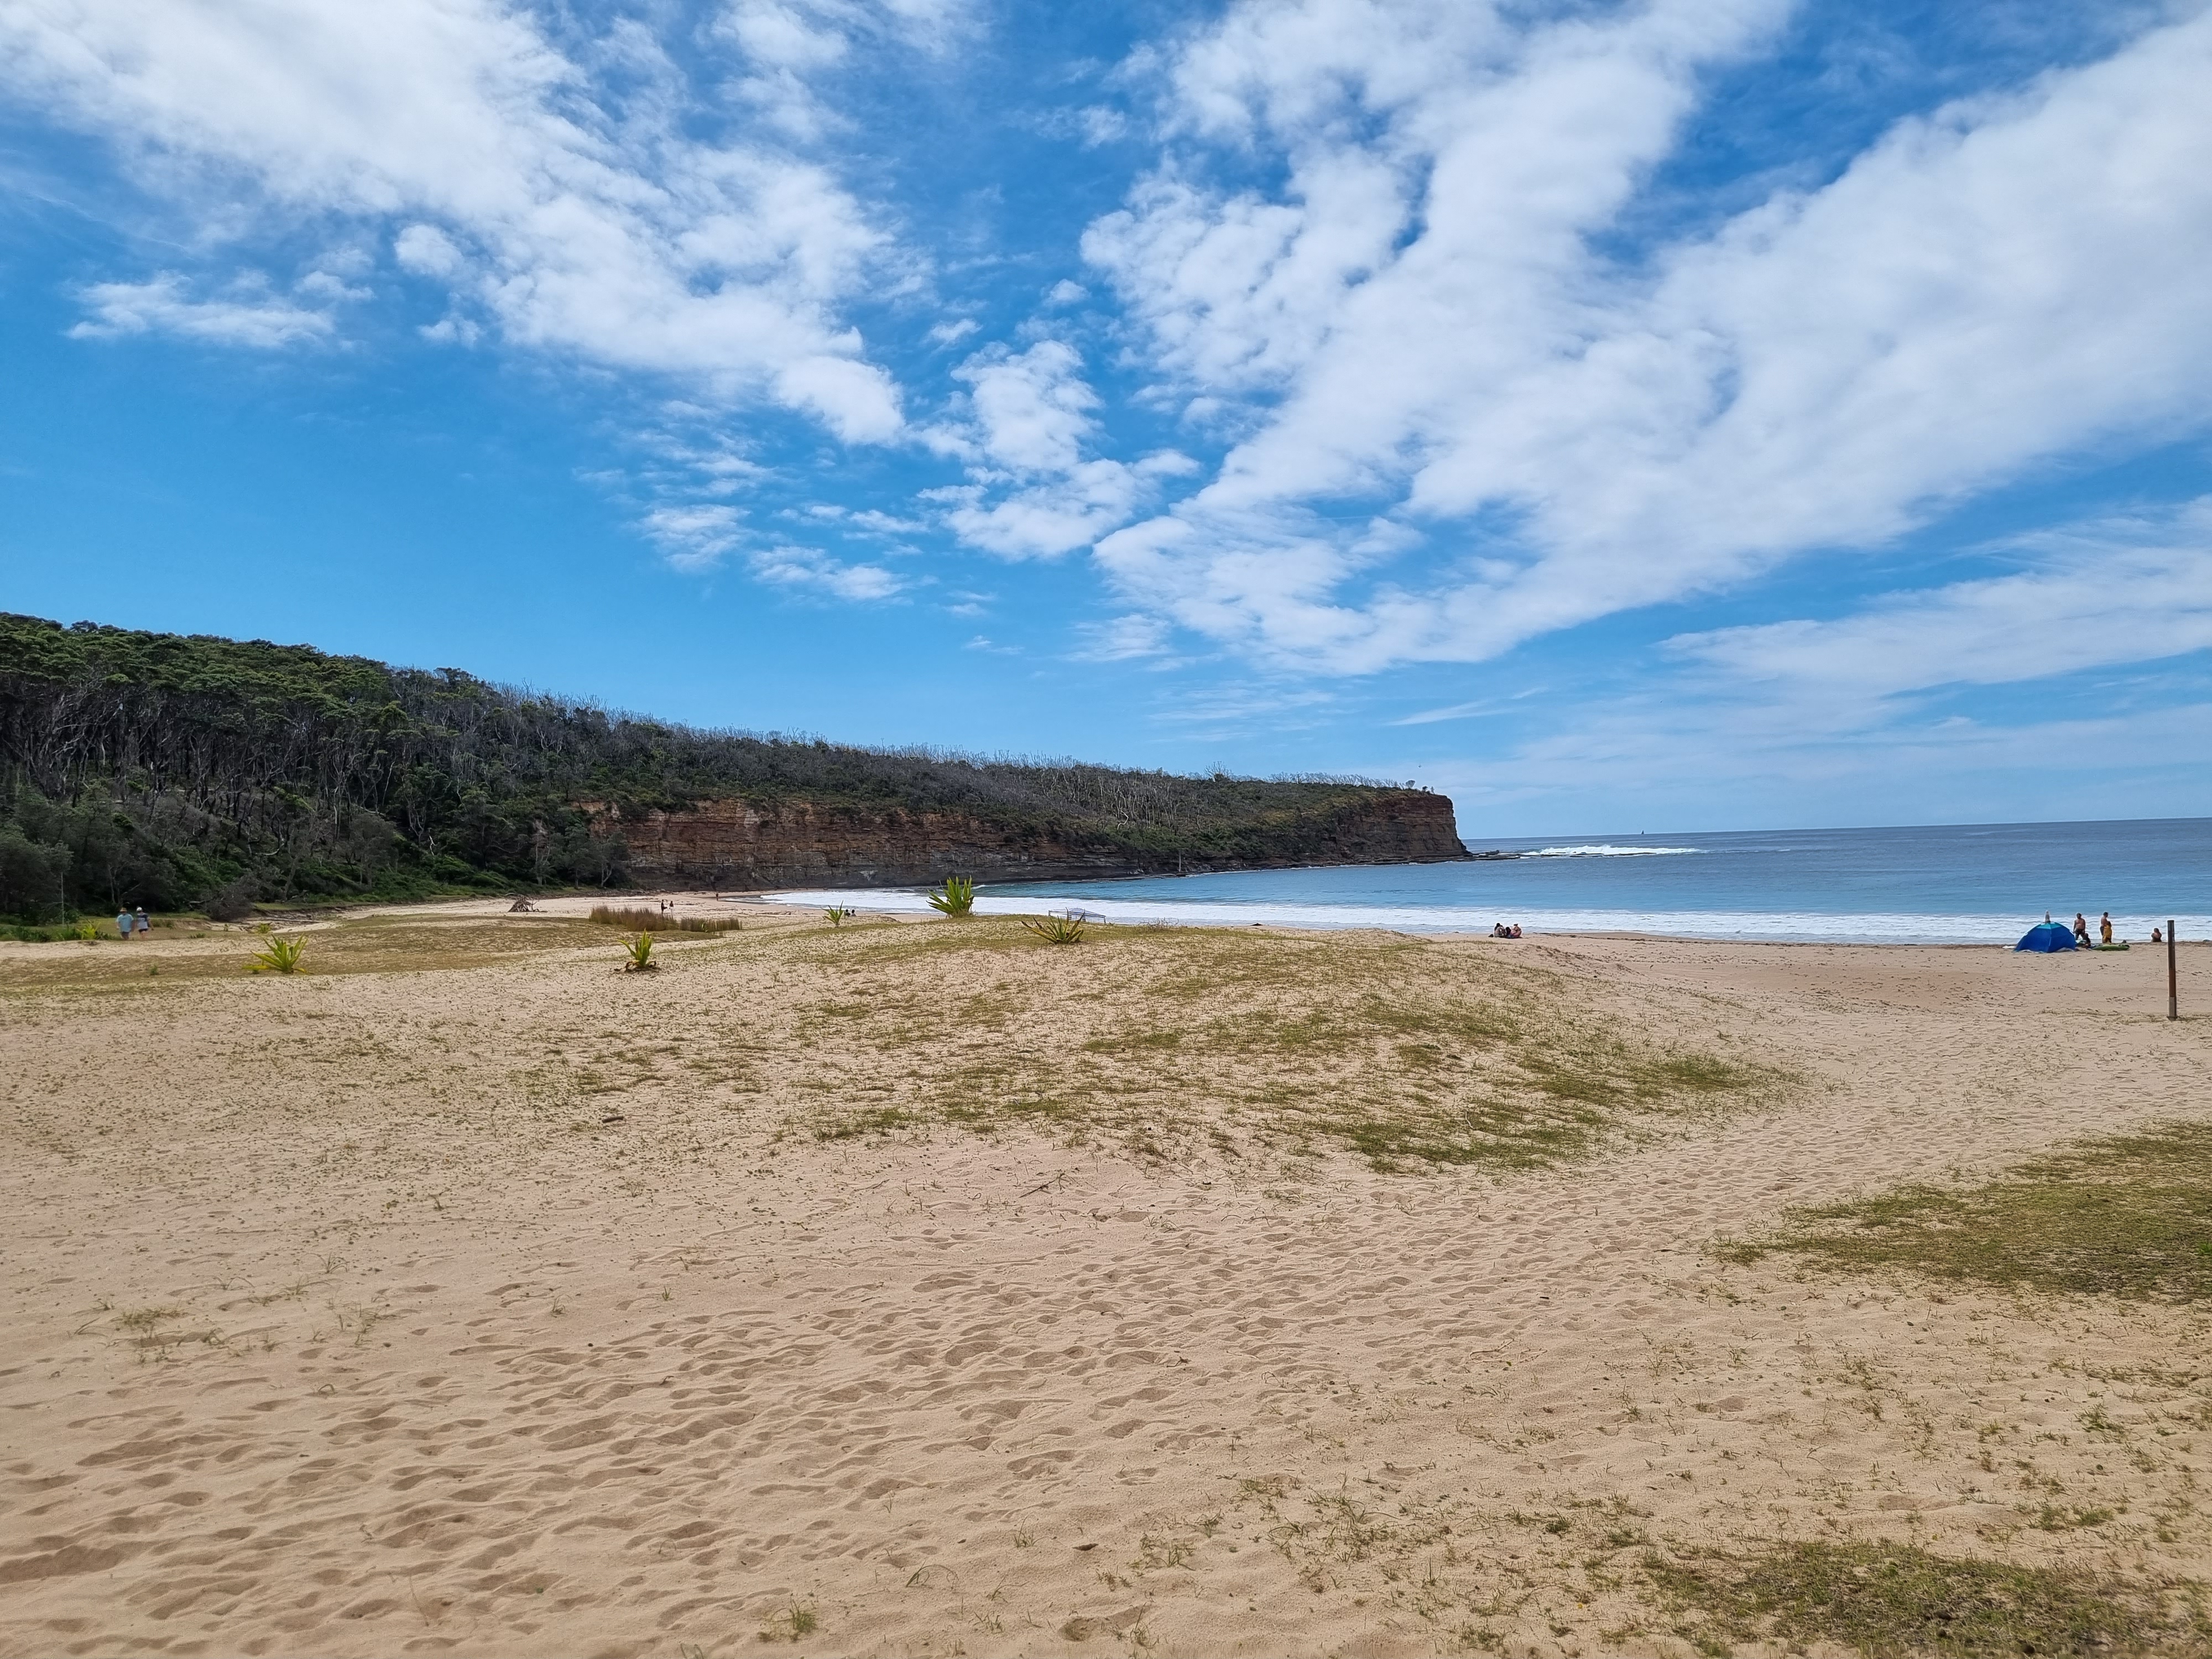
[602,790,1468,890]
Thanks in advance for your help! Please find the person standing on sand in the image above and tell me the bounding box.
[2100,911,2114,945]
[116,907,133,939]
[133,905,149,938]
[2073,912,2092,947]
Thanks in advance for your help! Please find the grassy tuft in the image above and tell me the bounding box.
[588,904,742,935]
[1646,1540,2203,1658]
[1720,1119,2212,1301]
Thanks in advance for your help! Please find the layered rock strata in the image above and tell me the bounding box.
[602,791,1468,890]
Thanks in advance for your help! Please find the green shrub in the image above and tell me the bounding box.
[247,935,307,974]
[1021,911,1087,945]
[927,876,977,917]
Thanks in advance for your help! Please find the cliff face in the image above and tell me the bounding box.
[605,791,1468,889]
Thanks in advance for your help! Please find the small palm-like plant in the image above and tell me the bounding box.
[72,919,101,943]
[1021,911,1087,945]
[927,876,977,917]
[824,906,856,928]
[620,931,658,972]
[247,935,307,974]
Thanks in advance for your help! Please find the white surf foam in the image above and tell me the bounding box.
[1516,844,1703,857]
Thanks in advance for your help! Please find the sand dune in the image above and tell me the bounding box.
[2,907,2208,1656]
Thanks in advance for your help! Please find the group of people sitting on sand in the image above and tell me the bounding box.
[1490,921,1523,939]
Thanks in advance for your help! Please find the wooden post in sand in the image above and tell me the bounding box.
[2171,920,2180,1022]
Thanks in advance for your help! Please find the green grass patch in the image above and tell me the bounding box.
[1720,1120,2212,1301]
[1646,1540,2203,1658]
[792,921,1790,1171]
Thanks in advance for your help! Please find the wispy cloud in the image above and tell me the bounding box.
[70,273,342,348]
[750,545,903,599]
[1671,500,2212,703]
[1089,0,2212,671]
[5,0,922,439]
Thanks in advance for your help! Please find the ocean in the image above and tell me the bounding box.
[775,816,2212,944]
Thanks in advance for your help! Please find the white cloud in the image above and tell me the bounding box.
[956,340,1098,473]
[1071,613,1174,662]
[4,0,912,441]
[641,503,745,571]
[1088,0,2212,672]
[750,545,903,599]
[394,223,465,279]
[1671,502,2212,702]
[69,273,338,347]
[941,340,1160,558]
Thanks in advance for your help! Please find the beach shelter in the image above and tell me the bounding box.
[2015,921,2077,952]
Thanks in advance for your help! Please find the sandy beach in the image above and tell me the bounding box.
[2,899,2208,1657]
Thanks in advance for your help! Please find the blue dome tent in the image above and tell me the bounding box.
[2016,921,2077,952]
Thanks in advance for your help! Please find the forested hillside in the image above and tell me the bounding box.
[0,613,1459,920]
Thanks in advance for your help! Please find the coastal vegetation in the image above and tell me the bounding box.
[244,933,307,975]
[1645,1541,2204,1657]
[1020,911,1087,944]
[1720,1120,2212,1301]
[0,611,1432,922]
[927,875,977,916]
[586,903,743,936]
[781,918,1784,1168]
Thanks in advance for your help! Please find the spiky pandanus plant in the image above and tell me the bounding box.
[620,932,658,972]
[247,935,307,974]
[1020,911,1087,945]
[927,877,977,917]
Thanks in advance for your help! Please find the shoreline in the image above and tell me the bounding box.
[744,884,2206,949]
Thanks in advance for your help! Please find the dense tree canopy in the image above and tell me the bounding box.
[1,613,1412,920]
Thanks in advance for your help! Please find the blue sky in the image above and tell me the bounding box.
[3,0,2211,837]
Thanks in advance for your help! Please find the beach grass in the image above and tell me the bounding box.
[587,904,743,935]
[0,912,615,996]
[789,918,1787,1169]
[1644,1540,2205,1658]
[1719,1120,2212,1300]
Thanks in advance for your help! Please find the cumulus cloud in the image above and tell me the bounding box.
[939,340,1165,558]
[69,273,340,348]
[1089,0,2212,671]
[3,0,916,441]
[934,340,1204,559]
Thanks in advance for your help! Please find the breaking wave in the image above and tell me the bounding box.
[1516,843,1703,858]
